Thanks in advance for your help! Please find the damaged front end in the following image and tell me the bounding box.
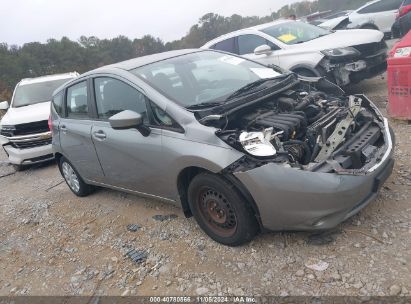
[197,76,394,231]
[318,40,388,86]
[199,76,393,177]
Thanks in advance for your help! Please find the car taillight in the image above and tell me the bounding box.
[399,4,411,17]
[48,115,52,131]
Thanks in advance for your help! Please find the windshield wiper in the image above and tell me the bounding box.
[186,102,224,110]
[225,77,280,101]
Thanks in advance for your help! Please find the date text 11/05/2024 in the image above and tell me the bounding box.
[149,296,257,303]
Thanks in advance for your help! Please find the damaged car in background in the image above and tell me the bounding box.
[202,20,388,87]
[51,50,394,246]
[0,72,79,170]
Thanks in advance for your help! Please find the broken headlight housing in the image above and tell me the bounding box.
[321,47,360,59]
[239,128,277,157]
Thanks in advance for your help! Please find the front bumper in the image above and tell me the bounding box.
[320,51,387,86]
[234,116,394,232]
[235,155,393,231]
[3,144,54,165]
[0,131,54,165]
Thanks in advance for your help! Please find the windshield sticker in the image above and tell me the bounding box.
[277,33,297,43]
[250,68,281,79]
[219,55,245,66]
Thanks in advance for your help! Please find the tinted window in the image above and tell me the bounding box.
[52,92,64,116]
[404,0,411,5]
[94,77,148,123]
[66,81,89,119]
[358,0,402,13]
[149,102,181,130]
[238,34,279,55]
[212,37,237,54]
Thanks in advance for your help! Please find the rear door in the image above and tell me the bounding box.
[59,79,105,182]
[356,0,403,32]
[90,76,165,195]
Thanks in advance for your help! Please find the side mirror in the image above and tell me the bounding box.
[0,101,9,110]
[109,110,150,137]
[254,44,273,56]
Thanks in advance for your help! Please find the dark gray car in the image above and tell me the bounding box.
[398,0,411,35]
[51,49,394,246]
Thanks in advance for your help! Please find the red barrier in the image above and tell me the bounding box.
[387,31,411,120]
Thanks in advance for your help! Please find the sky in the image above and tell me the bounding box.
[0,0,302,46]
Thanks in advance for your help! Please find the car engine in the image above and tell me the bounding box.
[216,88,388,174]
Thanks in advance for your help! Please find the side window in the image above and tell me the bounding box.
[66,81,89,119]
[94,77,148,123]
[149,102,181,131]
[212,37,237,54]
[358,0,401,13]
[238,34,279,55]
[52,91,64,116]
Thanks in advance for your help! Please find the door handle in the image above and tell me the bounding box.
[93,130,107,140]
[60,125,67,133]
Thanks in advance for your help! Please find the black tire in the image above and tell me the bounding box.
[13,164,24,172]
[58,156,94,197]
[187,172,259,246]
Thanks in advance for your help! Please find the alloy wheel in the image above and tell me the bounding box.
[62,162,80,193]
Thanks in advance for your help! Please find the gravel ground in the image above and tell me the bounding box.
[0,68,410,297]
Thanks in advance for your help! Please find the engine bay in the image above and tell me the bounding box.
[213,87,389,174]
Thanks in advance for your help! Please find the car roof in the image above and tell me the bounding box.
[91,49,202,72]
[355,0,381,12]
[202,19,292,47]
[19,72,79,86]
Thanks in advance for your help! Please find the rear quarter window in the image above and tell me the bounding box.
[358,0,402,13]
[52,92,64,116]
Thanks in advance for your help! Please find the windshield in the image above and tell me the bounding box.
[131,51,282,108]
[261,21,331,45]
[12,78,73,108]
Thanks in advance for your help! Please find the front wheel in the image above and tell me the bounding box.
[187,173,259,246]
[59,157,94,197]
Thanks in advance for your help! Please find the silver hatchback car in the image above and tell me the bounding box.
[51,49,394,246]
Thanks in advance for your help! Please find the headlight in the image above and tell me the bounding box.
[321,47,360,58]
[239,128,277,157]
[0,125,16,136]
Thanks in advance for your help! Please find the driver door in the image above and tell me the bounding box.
[236,34,281,67]
[90,77,165,195]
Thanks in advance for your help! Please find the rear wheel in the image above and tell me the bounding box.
[59,157,94,197]
[187,173,259,246]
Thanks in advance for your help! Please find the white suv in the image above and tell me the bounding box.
[0,72,78,170]
[202,20,387,86]
[320,0,403,36]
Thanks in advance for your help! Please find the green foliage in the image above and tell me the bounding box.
[0,0,369,100]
